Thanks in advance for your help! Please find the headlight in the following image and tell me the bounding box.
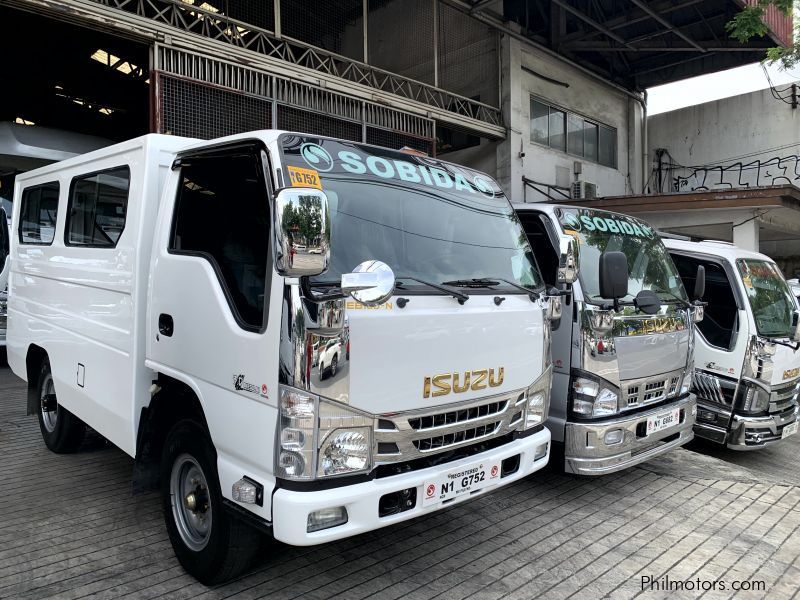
[277,385,373,480]
[525,367,551,428]
[571,374,620,418]
[741,382,771,414]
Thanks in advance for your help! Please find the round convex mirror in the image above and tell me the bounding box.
[348,260,396,306]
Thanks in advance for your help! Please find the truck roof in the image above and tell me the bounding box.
[14,129,480,184]
[511,202,653,224]
[662,238,776,263]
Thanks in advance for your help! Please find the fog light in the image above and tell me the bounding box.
[698,410,716,422]
[232,477,263,506]
[604,429,624,445]
[307,506,348,532]
[534,443,548,461]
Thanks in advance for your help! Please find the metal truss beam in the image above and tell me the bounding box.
[3,0,505,138]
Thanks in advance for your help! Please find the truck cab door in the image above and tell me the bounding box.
[0,207,9,292]
[147,142,281,517]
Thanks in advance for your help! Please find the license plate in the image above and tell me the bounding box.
[646,408,680,436]
[782,421,798,439]
[421,459,502,507]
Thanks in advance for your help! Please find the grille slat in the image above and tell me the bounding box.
[624,369,685,409]
[413,421,501,452]
[408,400,507,431]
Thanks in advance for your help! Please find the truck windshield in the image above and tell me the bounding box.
[736,259,795,338]
[279,135,542,292]
[557,208,688,305]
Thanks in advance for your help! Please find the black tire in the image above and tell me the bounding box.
[36,358,85,453]
[161,419,260,585]
[330,354,338,377]
[319,361,326,380]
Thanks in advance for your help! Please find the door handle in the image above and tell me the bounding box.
[159,313,174,337]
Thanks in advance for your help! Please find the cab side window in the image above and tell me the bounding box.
[19,182,60,245]
[671,252,738,350]
[66,167,130,247]
[518,212,558,286]
[169,149,271,331]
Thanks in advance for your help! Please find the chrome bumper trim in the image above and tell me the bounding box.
[726,405,799,450]
[564,394,696,476]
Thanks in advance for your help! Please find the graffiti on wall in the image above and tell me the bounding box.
[670,154,800,192]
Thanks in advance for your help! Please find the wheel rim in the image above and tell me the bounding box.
[40,373,58,433]
[170,453,212,551]
[331,356,337,376]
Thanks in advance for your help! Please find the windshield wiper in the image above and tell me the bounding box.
[441,277,540,301]
[658,290,693,309]
[396,276,469,304]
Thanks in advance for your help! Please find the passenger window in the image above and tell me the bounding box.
[671,253,738,351]
[66,167,130,247]
[19,182,60,245]
[170,149,271,331]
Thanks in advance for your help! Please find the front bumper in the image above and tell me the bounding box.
[726,405,799,450]
[271,427,550,546]
[564,394,696,476]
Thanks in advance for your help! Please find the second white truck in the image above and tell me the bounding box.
[514,204,700,475]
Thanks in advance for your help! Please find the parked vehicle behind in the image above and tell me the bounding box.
[7,131,558,583]
[514,204,700,475]
[665,239,800,449]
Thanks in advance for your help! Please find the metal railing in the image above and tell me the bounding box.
[92,0,504,130]
[522,177,572,203]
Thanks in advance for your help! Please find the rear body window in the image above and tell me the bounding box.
[19,182,60,245]
[66,167,130,247]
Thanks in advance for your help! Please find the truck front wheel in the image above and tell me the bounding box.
[161,419,260,584]
[36,358,85,453]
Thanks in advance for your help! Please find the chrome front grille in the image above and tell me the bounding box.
[413,420,503,452]
[770,381,799,414]
[694,372,726,404]
[624,369,684,409]
[374,388,526,464]
[408,400,507,431]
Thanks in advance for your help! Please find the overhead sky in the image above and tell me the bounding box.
[647,61,800,115]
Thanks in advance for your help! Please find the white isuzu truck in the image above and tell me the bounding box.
[514,204,700,475]
[664,239,800,448]
[7,131,556,583]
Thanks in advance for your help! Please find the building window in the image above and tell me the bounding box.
[19,182,60,245]
[529,97,617,168]
[66,167,130,247]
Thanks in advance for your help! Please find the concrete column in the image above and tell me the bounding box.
[733,213,760,251]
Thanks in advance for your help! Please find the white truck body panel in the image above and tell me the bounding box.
[7,135,195,454]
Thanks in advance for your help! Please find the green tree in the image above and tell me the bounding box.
[726,1,798,68]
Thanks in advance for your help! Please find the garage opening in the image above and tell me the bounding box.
[0,7,150,141]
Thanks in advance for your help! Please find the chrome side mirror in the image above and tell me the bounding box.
[545,288,562,322]
[274,188,330,277]
[693,305,705,323]
[342,260,396,306]
[557,237,578,284]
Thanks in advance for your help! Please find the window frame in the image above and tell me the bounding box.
[668,249,744,352]
[65,166,131,249]
[168,140,275,334]
[529,95,618,169]
[18,181,61,246]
